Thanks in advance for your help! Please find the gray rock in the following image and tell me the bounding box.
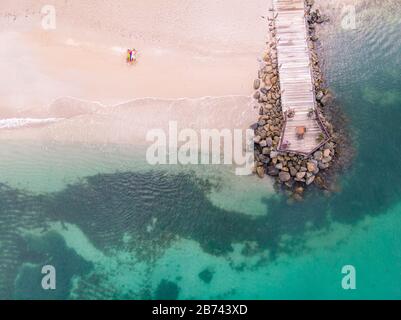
[318,162,329,170]
[260,140,267,147]
[257,154,266,161]
[296,172,306,180]
[313,151,323,161]
[321,93,334,106]
[254,136,262,144]
[290,167,298,177]
[262,147,271,155]
[306,175,315,186]
[270,151,278,158]
[253,79,261,90]
[322,156,332,164]
[260,155,270,164]
[260,87,269,95]
[275,163,283,170]
[266,137,273,147]
[316,91,324,101]
[264,77,272,87]
[264,65,274,74]
[253,91,260,100]
[307,161,317,172]
[279,171,291,182]
[256,166,265,178]
[324,142,334,149]
[267,166,279,176]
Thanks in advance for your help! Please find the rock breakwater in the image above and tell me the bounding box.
[252,1,340,199]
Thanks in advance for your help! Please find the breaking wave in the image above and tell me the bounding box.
[0,118,63,129]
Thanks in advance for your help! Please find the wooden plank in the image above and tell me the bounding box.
[273,0,328,155]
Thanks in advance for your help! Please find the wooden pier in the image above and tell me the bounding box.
[273,0,329,156]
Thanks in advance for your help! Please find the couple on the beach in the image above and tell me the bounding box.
[126,48,138,64]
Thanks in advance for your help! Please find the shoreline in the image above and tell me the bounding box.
[0,95,257,144]
[252,0,348,198]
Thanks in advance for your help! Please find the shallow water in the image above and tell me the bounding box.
[1,0,401,299]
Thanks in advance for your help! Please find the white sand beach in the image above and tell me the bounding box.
[0,0,271,144]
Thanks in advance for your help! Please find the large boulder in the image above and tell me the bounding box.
[279,171,291,182]
[306,175,315,185]
[313,151,323,161]
[318,162,330,170]
[264,77,272,87]
[262,147,271,155]
[290,167,298,177]
[270,151,278,158]
[257,119,266,127]
[253,79,261,90]
[322,156,332,164]
[256,166,265,178]
[321,93,334,106]
[267,166,279,176]
[260,140,268,147]
[307,161,318,172]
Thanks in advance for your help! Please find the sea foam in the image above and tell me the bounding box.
[0,118,63,129]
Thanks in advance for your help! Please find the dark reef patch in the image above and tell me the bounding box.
[198,268,214,284]
[155,280,180,300]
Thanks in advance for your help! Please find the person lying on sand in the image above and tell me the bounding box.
[126,49,132,63]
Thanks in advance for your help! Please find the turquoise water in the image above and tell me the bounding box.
[1,0,401,299]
